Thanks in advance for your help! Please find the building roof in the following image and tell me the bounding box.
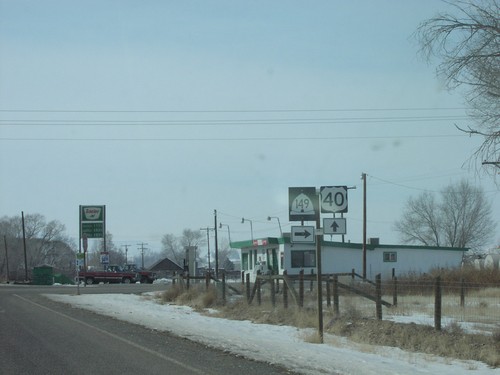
[230,236,468,252]
[149,257,183,271]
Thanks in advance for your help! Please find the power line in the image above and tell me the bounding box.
[0,134,468,142]
[0,107,468,114]
[0,115,469,126]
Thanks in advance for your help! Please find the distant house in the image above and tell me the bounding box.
[149,257,183,279]
[231,235,467,282]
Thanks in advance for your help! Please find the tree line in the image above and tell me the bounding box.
[0,214,236,281]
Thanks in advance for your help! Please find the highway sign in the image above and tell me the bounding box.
[323,218,347,235]
[80,205,106,239]
[289,187,319,222]
[291,226,316,243]
[320,186,348,213]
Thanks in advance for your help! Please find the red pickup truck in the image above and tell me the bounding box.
[78,265,138,285]
[123,264,157,284]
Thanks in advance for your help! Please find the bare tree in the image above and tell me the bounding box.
[0,214,74,278]
[416,0,500,174]
[440,180,495,249]
[394,192,441,247]
[161,233,182,264]
[394,180,495,253]
[161,229,205,266]
[179,228,204,250]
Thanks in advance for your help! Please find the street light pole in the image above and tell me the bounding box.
[219,223,232,245]
[267,216,282,237]
[241,218,254,241]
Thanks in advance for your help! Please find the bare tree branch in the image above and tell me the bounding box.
[416,0,500,178]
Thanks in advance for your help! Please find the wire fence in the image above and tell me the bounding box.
[235,272,500,335]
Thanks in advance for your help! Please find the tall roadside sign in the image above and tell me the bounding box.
[79,205,106,273]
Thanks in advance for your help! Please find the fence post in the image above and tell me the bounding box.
[172,272,176,286]
[310,269,314,292]
[434,276,442,331]
[246,273,251,304]
[333,274,339,316]
[256,274,261,306]
[205,271,210,290]
[283,271,288,309]
[375,274,382,320]
[299,269,304,308]
[326,276,331,307]
[351,268,355,281]
[222,271,226,304]
[460,277,465,307]
[392,276,398,307]
[270,276,276,307]
[186,274,190,290]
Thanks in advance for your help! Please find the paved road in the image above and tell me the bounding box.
[0,284,297,375]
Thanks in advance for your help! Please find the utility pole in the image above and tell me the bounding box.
[200,227,214,273]
[121,244,131,264]
[214,209,219,279]
[361,173,367,279]
[4,235,10,283]
[137,243,148,269]
[21,211,28,282]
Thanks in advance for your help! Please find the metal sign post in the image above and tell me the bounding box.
[315,210,323,343]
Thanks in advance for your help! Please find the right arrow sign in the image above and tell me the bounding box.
[323,218,347,235]
[291,226,316,243]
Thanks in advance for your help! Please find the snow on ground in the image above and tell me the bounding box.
[46,291,499,375]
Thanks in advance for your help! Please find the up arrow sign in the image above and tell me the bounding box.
[323,218,346,235]
[291,226,316,244]
[331,221,339,232]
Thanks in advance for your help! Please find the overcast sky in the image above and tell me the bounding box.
[1,0,498,258]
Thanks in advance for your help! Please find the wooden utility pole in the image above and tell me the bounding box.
[361,173,367,279]
[21,211,29,281]
[214,209,219,279]
[4,235,10,283]
[137,243,148,269]
[121,244,131,264]
[200,227,213,272]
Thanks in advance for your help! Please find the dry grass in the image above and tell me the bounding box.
[325,316,500,367]
[155,269,500,368]
[159,284,218,310]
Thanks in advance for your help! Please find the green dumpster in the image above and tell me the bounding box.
[33,265,54,285]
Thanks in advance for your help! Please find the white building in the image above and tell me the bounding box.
[231,235,467,282]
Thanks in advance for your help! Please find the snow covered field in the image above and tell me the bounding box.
[47,291,500,375]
